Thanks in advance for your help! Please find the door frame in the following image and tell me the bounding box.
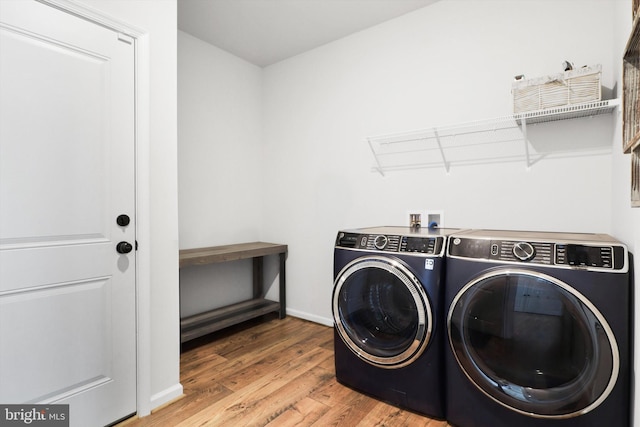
[38,0,152,418]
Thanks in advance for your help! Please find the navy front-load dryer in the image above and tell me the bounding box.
[444,229,632,427]
[333,226,461,418]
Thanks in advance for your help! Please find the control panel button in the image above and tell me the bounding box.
[513,241,536,261]
[374,235,388,250]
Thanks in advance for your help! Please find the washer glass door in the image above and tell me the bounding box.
[333,256,432,368]
[448,268,618,418]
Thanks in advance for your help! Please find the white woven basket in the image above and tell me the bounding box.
[512,65,602,113]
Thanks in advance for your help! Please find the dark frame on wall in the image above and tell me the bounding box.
[624,0,640,206]
[633,146,640,207]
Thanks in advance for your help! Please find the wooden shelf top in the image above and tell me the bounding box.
[179,242,287,268]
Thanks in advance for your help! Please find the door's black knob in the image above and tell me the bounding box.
[117,214,130,226]
[116,241,133,254]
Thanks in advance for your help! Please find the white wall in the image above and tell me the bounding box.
[80,0,181,412]
[262,0,621,325]
[178,31,263,248]
[177,31,265,316]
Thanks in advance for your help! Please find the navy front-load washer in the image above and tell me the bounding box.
[444,229,632,427]
[333,226,461,418]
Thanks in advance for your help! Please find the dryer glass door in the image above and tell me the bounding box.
[333,256,432,368]
[448,268,618,419]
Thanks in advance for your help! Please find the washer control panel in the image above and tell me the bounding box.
[449,237,626,271]
[335,232,444,256]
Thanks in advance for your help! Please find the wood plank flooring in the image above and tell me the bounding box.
[117,315,451,427]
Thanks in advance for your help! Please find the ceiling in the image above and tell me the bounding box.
[177,0,437,67]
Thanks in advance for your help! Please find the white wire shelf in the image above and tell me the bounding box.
[367,99,620,175]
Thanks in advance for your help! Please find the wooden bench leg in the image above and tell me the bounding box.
[253,256,263,299]
[279,252,286,319]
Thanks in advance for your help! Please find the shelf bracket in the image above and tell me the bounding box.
[367,138,385,176]
[521,117,531,168]
[434,129,450,173]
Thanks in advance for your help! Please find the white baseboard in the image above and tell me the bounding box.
[150,383,184,411]
[286,308,333,327]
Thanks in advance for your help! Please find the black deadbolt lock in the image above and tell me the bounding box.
[117,214,131,227]
[116,241,133,254]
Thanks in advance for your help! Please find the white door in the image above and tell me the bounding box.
[0,1,136,426]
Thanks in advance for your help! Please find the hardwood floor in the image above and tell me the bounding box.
[117,315,450,426]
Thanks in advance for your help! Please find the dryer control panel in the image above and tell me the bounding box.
[336,232,444,256]
[449,237,626,271]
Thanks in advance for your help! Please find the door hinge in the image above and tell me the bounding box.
[135,240,138,251]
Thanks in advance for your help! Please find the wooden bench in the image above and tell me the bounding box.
[179,242,287,343]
